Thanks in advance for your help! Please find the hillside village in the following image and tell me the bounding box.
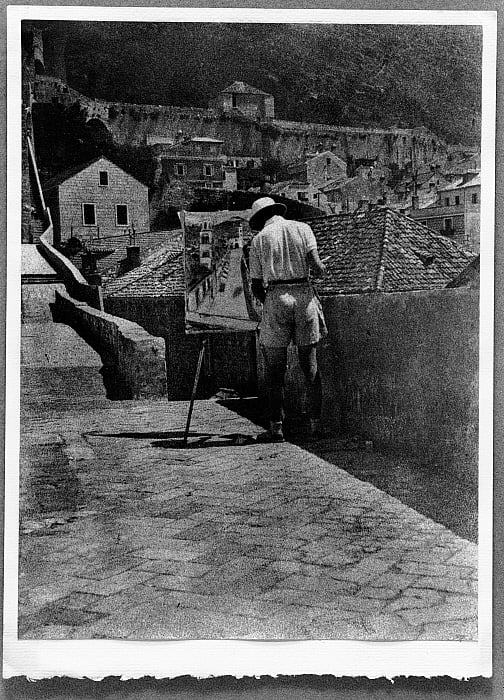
[17,22,481,643]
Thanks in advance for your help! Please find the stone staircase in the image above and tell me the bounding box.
[21,245,109,413]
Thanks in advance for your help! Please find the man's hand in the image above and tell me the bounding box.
[307,249,326,278]
[251,278,266,304]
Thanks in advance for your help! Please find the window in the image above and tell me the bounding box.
[82,203,96,226]
[201,235,210,244]
[444,218,453,232]
[99,171,109,186]
[201,251,210,258]
[455,195,460,205]
[297,192,308,201]
[444,197,450,207]
[203,164,213,177]
[116,204,129,226]
[175,163,186,176]
[472,193,478,204]
[326,158,331,166]
[313,194,318,200]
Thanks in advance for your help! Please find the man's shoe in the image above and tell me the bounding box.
[256,430,285,443]
[256,422,284,443]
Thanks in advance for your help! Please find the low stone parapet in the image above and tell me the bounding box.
[258,287,479,482]
[38,227,103,311]
[54,289,167,400]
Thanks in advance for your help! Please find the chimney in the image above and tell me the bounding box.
[126,245,141,270]
[81,252,102,286]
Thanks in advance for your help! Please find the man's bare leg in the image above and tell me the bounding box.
[298,343,322,435]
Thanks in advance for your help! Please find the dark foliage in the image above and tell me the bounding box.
[33,103,157,188]
[38,21,482,144]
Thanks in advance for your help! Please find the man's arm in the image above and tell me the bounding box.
[251,278,266,304]
[307,249,326,278]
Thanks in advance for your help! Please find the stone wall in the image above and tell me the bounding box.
[54,289,167,400]
[38,228,103,310]
[33,76,448,169]
[103,296,257,400]
[258,288,479,481]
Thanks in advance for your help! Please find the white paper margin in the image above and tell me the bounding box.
[3,5,495,680]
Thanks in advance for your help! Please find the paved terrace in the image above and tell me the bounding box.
[20,398,477,641]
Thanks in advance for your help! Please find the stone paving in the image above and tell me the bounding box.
[18,398,478,641]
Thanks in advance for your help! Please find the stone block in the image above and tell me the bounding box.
[278,574,358,596]
[397,594,478,627]
[76,570,155,596]
[410,575,476,595]
[330,555,394,584]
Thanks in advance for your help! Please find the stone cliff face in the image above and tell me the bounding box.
[33,76,448,172]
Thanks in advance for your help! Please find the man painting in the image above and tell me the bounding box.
[248,197,327,442]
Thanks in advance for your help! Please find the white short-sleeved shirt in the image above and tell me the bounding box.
[248,215,317,284]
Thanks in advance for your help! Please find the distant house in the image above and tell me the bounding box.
[272,151,347,212]
[309,208,476,295]
[287,151,347,188]
[158,137,227,190]
[270,180,328,211]
[42,156,150,245]
[210,81,275,120]
[409,173,480,252]
[320,176,387,214]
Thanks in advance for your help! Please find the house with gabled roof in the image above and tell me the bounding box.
[42,156,150,245]
[409,173,481,252]
[210,81,275,120]
[309,208,476,295]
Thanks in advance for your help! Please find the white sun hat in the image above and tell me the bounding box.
[249,197,287,229]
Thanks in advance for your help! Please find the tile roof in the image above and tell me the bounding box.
[72,231,183,279]
[446,256,480,289]
[42,156,103,191]
[221,81,271,96]
[103,247,185,299]
[42,156,143,191]
[308,208,476,295]
[320,176,385,201]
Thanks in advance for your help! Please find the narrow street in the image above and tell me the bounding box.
[194,247,256,331]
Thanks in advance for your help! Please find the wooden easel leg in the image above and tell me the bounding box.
[183,338,207,447]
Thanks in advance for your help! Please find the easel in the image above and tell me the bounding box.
[182,338,208,447]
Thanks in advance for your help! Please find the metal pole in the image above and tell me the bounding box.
[183,338,207,446]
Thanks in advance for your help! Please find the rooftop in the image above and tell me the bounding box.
[310,208,476,294]
[42,156,145,191]
[103,247,185,299]
[440,173,481,191]
[69,231,183,279]
[221,81,271,96]
[190,137,224,144]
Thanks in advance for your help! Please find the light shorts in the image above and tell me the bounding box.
[259,282,328,347]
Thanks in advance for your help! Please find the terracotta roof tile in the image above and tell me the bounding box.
[308,208,476,295]
[221,81,271,96]
[103,247,185,299]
